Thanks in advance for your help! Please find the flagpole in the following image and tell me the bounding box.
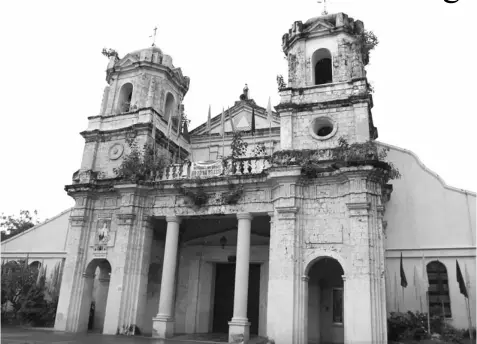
[464,263,474,340]
[208,132,212,160]
[221,107,225,158]
[395,272,399,312]
[269,122,272,156]
[427,291,431,335]
[466,297,474,340]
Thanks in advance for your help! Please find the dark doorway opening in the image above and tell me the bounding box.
[212,263,261,335]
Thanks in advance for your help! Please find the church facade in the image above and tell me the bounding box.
[2,12,475,344]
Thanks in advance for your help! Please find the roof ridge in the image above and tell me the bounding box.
[0,208,73,245]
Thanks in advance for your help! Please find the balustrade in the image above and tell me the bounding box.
[156,157,271,181]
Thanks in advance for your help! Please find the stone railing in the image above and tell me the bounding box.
[157,157,271,181]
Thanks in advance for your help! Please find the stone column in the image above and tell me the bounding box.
[153,216,181,338]
[228,212,253,343]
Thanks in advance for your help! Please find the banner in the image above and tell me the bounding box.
[190,160,223,178]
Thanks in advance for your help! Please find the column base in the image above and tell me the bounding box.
[152,315,175,338]
[228,318,251,343]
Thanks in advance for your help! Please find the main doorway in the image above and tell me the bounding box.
[212,263,260,335]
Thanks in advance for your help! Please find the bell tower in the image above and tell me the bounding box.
[277,12,378,150]
[77,46,190,181]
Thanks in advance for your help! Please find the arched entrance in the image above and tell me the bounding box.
[78,259,111,333]
[306,257,344,344]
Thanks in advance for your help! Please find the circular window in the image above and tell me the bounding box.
[309,117,337,140]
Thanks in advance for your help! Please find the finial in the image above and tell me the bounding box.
[317,0,328,15]
[150,26,158,47]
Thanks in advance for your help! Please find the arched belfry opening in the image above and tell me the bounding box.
[78,259,112,333]
[117,83,133,113]
[306,257,344,344]
[164,93,175,122]
[312,48,332,85]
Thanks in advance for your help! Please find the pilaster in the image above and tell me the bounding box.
[267,207,298,344]
[102,184,153,335]
[55,191,96,332]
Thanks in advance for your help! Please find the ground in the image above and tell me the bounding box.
[0,328,221,344]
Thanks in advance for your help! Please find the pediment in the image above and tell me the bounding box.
[117,54,139,67]
[190,101,280,136]
[305,20,335,33]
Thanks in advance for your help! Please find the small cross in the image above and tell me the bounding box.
[150,27,158,47]
[317,0,328,15]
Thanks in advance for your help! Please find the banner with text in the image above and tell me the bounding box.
[190,160,223,178]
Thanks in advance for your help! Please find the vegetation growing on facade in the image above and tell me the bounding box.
[113,136,169,182]
[272,137,401,183]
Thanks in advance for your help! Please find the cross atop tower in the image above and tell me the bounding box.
[317,0,328,15]
[150,26,158,47]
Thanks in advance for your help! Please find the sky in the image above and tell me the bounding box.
[0,0,475,222]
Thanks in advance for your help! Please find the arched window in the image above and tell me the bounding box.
[312,48,332,85]
[427,261,452,318]
[117,83,133,113]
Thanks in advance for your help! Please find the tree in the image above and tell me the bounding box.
[0,210,41,241]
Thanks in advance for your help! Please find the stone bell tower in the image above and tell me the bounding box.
[267,13,389,344]
[277,12,378,150]
[76,46,190,182]
[54,45,190,335]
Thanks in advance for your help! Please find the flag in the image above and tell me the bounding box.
[400,252,408,288]
[207,105,211,134]
[221,107,225,137]
[267,97,273,126]
[456,260,468,298]
[251,107,256,135]
[229,106,235,133]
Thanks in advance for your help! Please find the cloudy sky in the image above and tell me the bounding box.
[1,0,475,221]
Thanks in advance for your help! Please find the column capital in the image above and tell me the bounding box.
[237,212,253,221]
[166,215,182,224]
[301,275,310,282]
[267,211,275,217]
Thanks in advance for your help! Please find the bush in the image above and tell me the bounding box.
[388,311,428,341]
[388,311,469,343]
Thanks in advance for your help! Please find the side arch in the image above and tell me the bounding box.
[304,250,348,277]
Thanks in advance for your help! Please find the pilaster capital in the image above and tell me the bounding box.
[346,202,370,217]
[268,211,275,218]
[117,213,136,225]
[237,212,253,221]
[70,215,87,227]
[166,215,182,224]
[301,275,310,282]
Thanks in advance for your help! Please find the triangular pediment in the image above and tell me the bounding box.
[306,20,335,33]
[117,54,139,67]
[189,99,280,136]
